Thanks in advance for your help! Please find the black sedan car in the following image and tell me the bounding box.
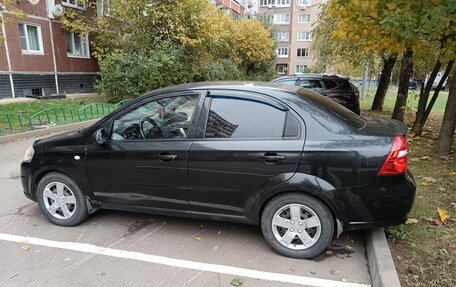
[272,74,361,115]
[21,82,416,259]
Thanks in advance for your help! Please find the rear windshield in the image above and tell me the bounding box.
[297,89,365,128]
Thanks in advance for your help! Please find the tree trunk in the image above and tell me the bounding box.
[371,53,397,111]
[423,59,454,123]
[411,60,442,134]
[392,47,414,121]
[436,72,456,155]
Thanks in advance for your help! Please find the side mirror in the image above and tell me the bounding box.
[95,128,107,145]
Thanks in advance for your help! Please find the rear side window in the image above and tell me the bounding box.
[276,79,298,86]
[299,79,322,89]
[205,97,287,139]
[297,89,365,128]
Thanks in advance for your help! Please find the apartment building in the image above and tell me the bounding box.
[258,0,325,77]
[211,0,256,17]
[0,0,99,99]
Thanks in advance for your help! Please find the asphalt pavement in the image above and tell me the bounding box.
[0,138,372,287]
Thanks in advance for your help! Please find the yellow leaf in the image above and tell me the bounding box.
[386,3,397,10]
[420,182,431,187]
[449,172,456,175]
[22,245,30,251]
[405,218,418,224]
[437,208,449,223]
[195,236,202,241]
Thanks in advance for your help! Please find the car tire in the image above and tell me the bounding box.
[261,193,334,259]
[36,172,89,226]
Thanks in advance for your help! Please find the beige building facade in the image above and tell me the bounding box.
[258,0,325,77]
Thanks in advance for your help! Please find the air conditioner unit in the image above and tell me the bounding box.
[299,5,306,10]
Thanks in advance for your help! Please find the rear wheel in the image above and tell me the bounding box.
[261,193,334,259]
[37,172,89,226]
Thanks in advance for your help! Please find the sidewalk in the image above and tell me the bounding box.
[0,93,98,105]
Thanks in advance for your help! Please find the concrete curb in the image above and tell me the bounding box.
[366,228,401,287]
[0,120,98,144]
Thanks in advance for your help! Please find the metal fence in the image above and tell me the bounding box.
[0,100,130,136]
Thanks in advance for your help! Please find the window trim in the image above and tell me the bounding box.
[276,30,289,42]
[62,0,86,10]
[276,47,288,58]
[274,13,290,25]
[18,22,44,55]
[106,92,204,142]
[296,64,308,74]
[297,31,312,41]
[298,14,311,23]
[297,48,310,58]
[65,31,90,59]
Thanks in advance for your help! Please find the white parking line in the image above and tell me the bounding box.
[0,233,371,287]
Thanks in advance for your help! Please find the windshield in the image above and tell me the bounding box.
[297,89,365,128]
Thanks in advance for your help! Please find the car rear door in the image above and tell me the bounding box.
[86,92,204,211]
[188,90,305,218]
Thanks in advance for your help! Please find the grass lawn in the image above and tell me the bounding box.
[362,110,456,287]
[0,95,106,134]
[360,89,449,114]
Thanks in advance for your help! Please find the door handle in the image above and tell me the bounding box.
[259,153,286,163]
[157,153,178,161]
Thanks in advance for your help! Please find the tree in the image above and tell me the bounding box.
[436,72,456,155]
[371,53,398,111]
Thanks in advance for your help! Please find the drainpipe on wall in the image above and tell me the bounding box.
[287,1,294,75]
[1,10,16,98]
[47,0,59,94]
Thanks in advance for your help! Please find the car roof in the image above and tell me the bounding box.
[143,81,303,97]
[273,74,350,81]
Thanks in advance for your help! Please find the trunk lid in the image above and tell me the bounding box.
[359,118,407,137]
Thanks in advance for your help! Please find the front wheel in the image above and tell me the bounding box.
[37,172,89,226]
[261,193,334,259]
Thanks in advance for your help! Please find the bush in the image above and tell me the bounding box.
[192,60,244,82]
[96,48,192,103]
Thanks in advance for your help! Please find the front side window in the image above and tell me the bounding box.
[111,95,199,140]
[205,97,286,139]
[65,31,90,58]
[62,0,85,9]
[18,23,42,53]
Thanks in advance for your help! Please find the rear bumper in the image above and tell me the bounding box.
[343,170,416,231]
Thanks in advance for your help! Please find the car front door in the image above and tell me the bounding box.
[86,92,203,211]
[188,91,305,219]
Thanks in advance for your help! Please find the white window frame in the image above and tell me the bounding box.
[274,14,290,24]
[97,0,110,17]
[65,31,90,59]
[277,64,288,75]
[276,47,288,58]
[297,48,310,58]
[62,0,85,10]
[276,0,290,7]
[259,0,274,6]
[297,31,312,41]
[296,64,308,74]
[298,0,312,7]
[276,30,289,42]
[298,14,311,23]
[18,22,44,55]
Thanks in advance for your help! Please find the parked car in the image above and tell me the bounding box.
[21,82,416,259]
[272,74,361,115]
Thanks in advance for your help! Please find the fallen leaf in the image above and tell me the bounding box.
[230,277,243,286]
[420,181,431,187]
[289,268,297,272]
[449,172,456,175]
[345,245,353,250]
[200,224,204,228]
[410,158,420,162]
[217,230,222,235]
[422,177,437,183]
[342,278,347,282]
[405,218,418,224]
[330,269,341,275]
[437,208,449,223]
[195,236,202,241]
[439,187,446,192]
[22,245,30,251]
[420,156,431,160]
[325,250,333,255]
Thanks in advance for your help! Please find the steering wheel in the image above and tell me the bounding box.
[139,116,163,139]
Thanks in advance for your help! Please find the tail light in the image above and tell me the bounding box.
[378,135,408,175]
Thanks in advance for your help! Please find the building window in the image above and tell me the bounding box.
[62,0,85,9]
[97,0,110,17]
[259,14,274,25]
[18,23,43,54]
[277,64,288,75]
[298,14,311,23]
[297,48,310,57]
[276,47,288,58]
[65,31,90,58]
[276,0,290,7]
[274,14,290,24]
[259,0,273,6]
[296,64,308,74]
[276,30,289,42]
[297,31,312,41]
[298,0,312,6]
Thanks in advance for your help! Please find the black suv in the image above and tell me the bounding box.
[272,74,360,114]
